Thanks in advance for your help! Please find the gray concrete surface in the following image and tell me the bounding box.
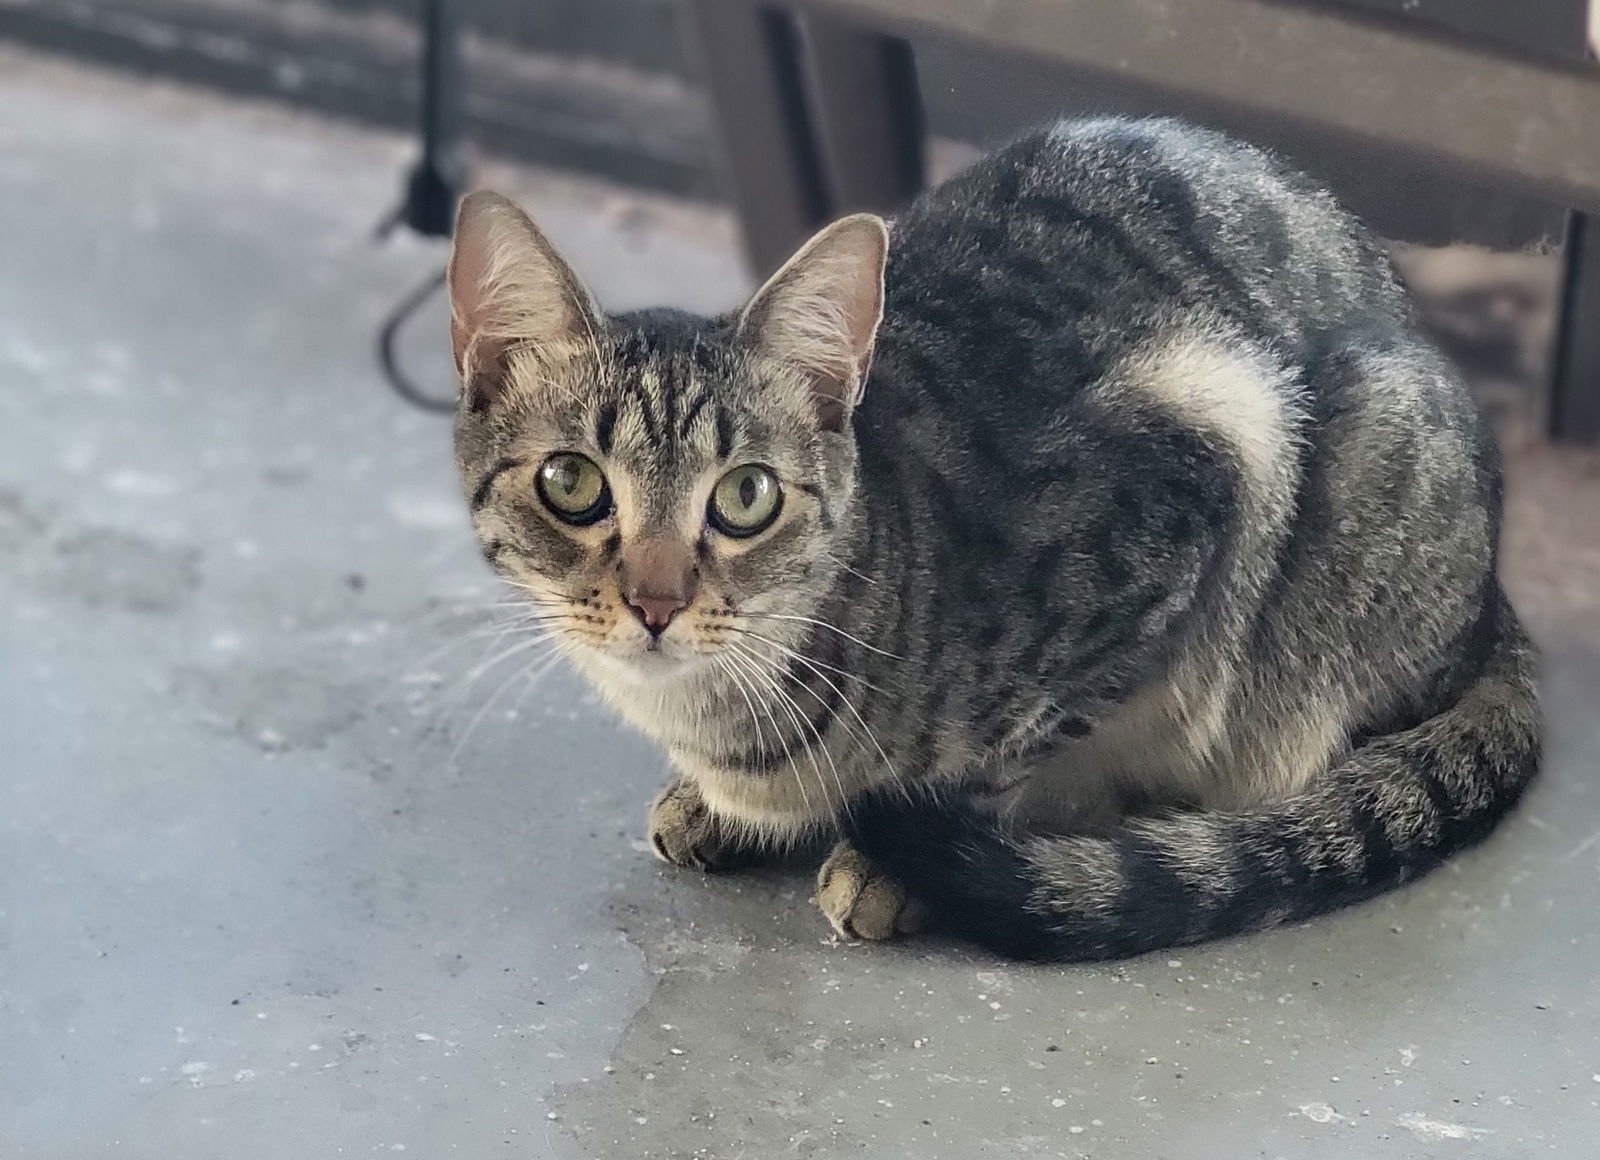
[2,50,1598,1160]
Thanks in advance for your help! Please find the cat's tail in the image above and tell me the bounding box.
[842,588,1540,961]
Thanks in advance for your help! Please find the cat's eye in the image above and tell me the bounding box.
[709,464,782,538]
[536,453,611,525]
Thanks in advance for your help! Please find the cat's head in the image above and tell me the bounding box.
[447,192,887,679]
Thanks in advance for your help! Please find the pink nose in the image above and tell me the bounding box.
[627,593,687,636]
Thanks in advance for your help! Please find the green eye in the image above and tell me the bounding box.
[536,453,611,525]
[709,464,782,537]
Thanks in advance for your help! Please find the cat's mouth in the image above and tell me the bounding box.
[592,622,712,674]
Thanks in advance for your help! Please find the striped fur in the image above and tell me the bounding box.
[450,118,1540,960]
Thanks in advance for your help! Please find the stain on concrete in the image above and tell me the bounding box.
[0,489,204,614]
[50,528,202,614]
[0,486,48,547]
[171,662,366,753]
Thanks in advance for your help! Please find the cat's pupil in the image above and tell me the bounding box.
[554,463,578,497]
[739,475,757,508]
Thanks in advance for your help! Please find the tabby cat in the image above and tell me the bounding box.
[447,119,1540,961]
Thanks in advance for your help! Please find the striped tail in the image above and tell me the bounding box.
[842,590,1541,961]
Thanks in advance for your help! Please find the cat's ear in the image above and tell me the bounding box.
[737,213,888,432]
[448,191,599,403]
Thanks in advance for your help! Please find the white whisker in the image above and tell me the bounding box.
[721,645,820,817]
[732,634,895,786]
[726,640,850,816]
[740,612,903,659]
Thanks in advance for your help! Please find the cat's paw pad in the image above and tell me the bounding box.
[647,780,747,872]
[815,843,928,941]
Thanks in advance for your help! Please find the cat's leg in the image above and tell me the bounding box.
[815,841,929,941]
[647,775,759,872]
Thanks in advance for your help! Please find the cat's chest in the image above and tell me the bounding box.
[575,659,739,751]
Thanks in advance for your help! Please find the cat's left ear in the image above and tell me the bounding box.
[736,213,888,432]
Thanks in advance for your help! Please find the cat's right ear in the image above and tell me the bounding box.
[447,191,599,406]
[737,213,888,433]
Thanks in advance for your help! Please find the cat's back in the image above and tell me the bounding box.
[879,117,1407,381]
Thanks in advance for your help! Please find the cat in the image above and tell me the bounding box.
[446,118,1540,961]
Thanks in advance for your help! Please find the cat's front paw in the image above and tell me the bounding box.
[647,778,751,872]
[816,842,929,941]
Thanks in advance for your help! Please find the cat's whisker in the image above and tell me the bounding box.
[395,605,555,692]
[719,647,807,801]
[739,613,904,660]
[499,631,585,719]
[404,622,555,686]
[721,645,828,817]
[726,640,852,817]
[724,626,890,696]
[731,635,896,785]
[447,641,573,768]
[728,640,875,762]
[712,654,775,788]
[441,613,571,643]
[431,633,559,722]
[496,577,596,609]
[823,552,878,586]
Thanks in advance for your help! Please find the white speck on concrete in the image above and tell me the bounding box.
[107,469,178,496]
[1298,1102,1343,1124]
[180,1062,212,1088]
[1396,1113,1488,1141]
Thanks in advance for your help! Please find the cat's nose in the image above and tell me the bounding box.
[619,539,698,639]
[626,592,689,637]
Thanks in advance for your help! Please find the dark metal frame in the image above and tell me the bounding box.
[685,0,1600,441]
[399,0,466,240]
[1552,211,1600,441]
[683,0,924,276]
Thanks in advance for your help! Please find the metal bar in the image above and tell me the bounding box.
[402,0,465,238]
[682,0,831,276]
[797,20,925,215]
[780,0,1600,215]
[1550,211,1600,442]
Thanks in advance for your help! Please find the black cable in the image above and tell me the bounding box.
[373,0,465,414]
[376,266,454,414]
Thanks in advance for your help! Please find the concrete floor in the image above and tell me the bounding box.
[3,49,1599,1160]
